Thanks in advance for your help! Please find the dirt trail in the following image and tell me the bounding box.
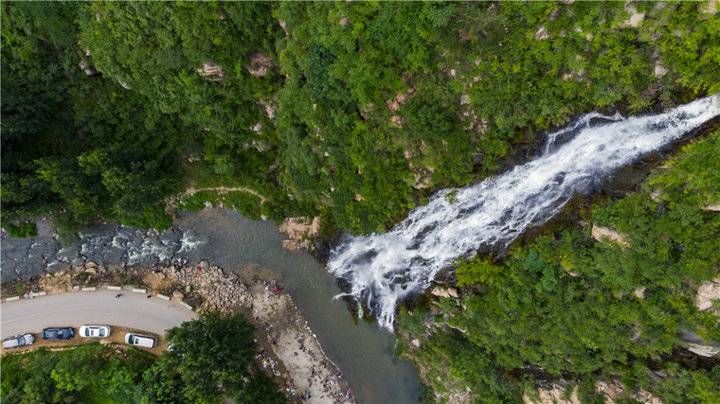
[182,186,268,203]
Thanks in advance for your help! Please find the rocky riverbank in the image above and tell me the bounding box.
[0,219,203,283]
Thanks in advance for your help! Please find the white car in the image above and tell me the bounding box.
[2,333,35,349]
[124,333,156,348]
[79,325,111,338]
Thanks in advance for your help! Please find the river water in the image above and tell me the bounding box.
[328,94,720,329]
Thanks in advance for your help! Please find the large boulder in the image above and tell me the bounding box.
[591,225,629,248]
[687,342,720,357]
[431,286,459,299]
[680,329,720,358]
[278,217,321,251]
[197,62,224,81]
[595,380,661,404]
[623,4,645,28]
[245,52,273,77]
[696,277,720,311]
[523,385,579,404]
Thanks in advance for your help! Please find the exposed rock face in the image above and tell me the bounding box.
[595,380,662,404]
[623,5,645,28]
[680,329,720,358]
[390,115,405,128]
[261,99,276,120]
[152,263,252,311]
[534,26,549,40]
[278,217,321,251]
[117,79,132,90]
[654,62,668,78]
[686,342,720,357]
[413,169,433,190]
[431,286,459,299]
[695,277,720,311]
[701,0,718,15]
[524,385,579,404]
[339,16,349,27]
[197,62,225,81]
[246,52,273,77]
[591,225,629,248]
[650,190,663,202]
[703,203,720,212]
[386,88,415,112]
[278,19,289,35]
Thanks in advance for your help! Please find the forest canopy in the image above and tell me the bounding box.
[2,2,719,403]
[2,1,718,235]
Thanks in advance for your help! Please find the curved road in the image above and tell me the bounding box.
[1,290,197,338]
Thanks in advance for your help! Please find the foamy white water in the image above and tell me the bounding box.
[328,95,720,329]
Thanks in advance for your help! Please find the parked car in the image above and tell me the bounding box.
[3,334,35,349]
[42,327,75,340]
[79,325,111,338]
[124,333,156,348]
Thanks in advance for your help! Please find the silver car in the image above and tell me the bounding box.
[3,333,35,349]
[79,325,111,338]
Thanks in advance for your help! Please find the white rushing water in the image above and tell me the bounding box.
[328,95,720,330]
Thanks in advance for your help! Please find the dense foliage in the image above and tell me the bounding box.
[2,2,718,235]
[1,344,154,403]
[398,130,720,403]
[1,3,187,233]
[2,3,719,402]
[0,313,283,403]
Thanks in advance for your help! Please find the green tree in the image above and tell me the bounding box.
[164,313,283,402]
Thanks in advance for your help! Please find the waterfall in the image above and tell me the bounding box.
[328,95,720,330]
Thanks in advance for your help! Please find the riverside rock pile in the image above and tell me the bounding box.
[0,220,203,283]
[143,263,354,403]
[147,262,252,312]
[249,283,353,403]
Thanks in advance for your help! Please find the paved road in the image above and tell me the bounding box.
[1,290,197,338]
